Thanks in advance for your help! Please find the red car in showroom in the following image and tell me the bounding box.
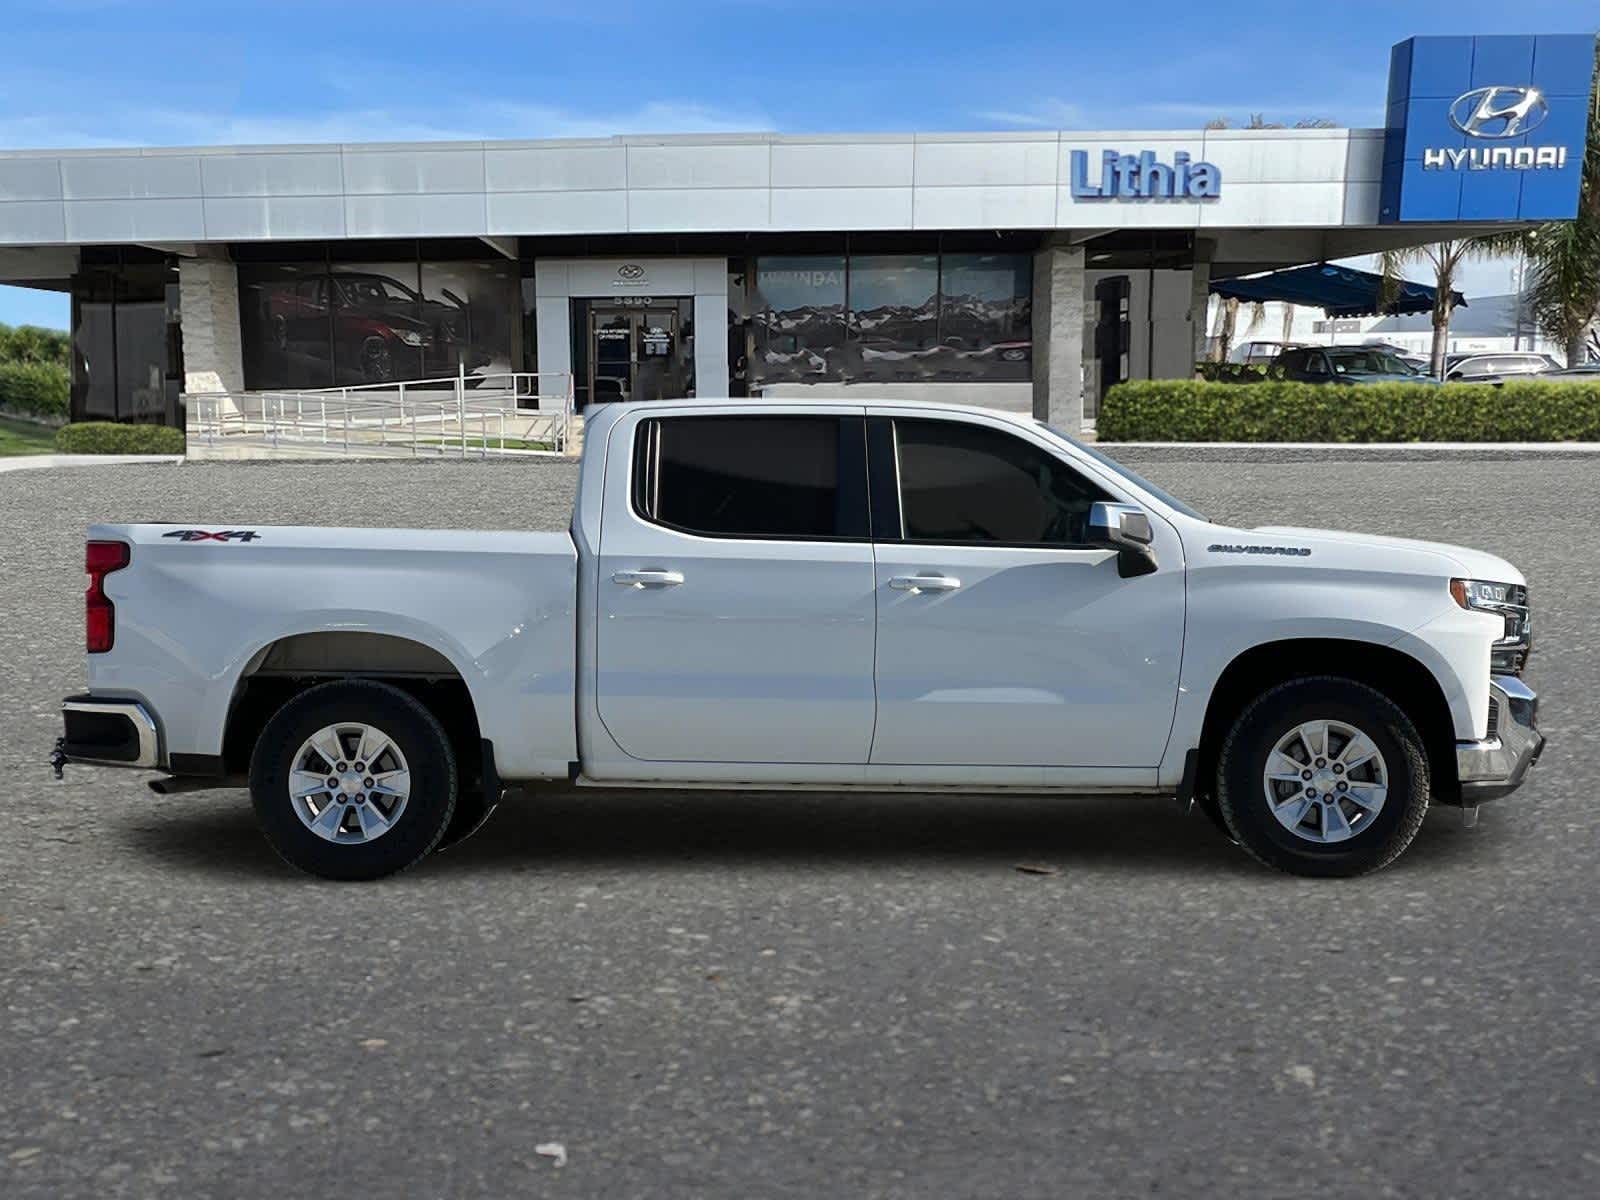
[268,271,490,383]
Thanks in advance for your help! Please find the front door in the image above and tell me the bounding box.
[588,307,682,406]
[595,409,877,764]
[867,412,1185,768]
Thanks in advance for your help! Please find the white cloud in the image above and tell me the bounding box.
[0,97,773,150]
[970,98,1090,129]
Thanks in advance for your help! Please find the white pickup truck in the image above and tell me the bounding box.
[55,399,1542,880]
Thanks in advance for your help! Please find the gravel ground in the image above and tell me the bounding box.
[2,455,1597,1198]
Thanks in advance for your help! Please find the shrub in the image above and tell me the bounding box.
[0,361,70,421]
[55,422,186,455]
[1099,379,1600,442]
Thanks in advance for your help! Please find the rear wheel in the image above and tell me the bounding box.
[1216,676,1429,877]
[248,680,457,881]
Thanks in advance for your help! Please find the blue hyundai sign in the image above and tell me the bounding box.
[1380,35,1596,223]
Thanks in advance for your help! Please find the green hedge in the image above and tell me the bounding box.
[55,422,186,455]
[1099,379,1600,442]
[0,361,70,421]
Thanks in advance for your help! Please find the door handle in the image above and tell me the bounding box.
[612,569,684,588]
[889,573,961,593]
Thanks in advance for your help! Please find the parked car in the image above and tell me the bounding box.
[1444,352,1561,383]
[1228,339,1304,366]
[1534,363,1600,381]
[1274,346,1430,383]
[1353,341,1430,372]
[54,399,1541,881]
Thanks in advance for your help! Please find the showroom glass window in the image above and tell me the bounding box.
[847,254,938,382]
[751,249,1030,386]
[751,257,847,386]
[238,244,518,391]
[70,257,181,425]
[892,418,1108,546]
[634,415,866,540]
[937,254,1031,382]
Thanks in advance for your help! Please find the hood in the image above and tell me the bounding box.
[1253,525,1523,584]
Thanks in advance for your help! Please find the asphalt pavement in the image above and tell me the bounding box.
[2,454,1596,1198]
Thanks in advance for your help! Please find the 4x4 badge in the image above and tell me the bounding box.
[162,530,261,542]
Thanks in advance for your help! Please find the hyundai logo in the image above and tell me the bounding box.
[1448,86,1549,139]
[617,263,646,280]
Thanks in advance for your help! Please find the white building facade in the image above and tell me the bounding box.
[0,35,1591,430]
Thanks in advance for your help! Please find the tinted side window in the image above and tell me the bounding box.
[635,416,865,540]
[893,419,1110,546]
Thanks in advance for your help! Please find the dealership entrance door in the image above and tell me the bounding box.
[587,305,688,405]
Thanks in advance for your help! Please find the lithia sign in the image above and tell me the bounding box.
[1068,149,1222,200]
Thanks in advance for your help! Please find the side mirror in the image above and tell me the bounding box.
[1088,501,1159,578]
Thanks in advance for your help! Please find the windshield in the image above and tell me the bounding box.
[1040,423,1209,522]
[335,275,420,307]
[1327,349,1413,375]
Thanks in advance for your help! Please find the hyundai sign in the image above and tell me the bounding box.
[1380,35,1596,223]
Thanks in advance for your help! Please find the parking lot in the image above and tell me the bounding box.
[2,453,1597,1198]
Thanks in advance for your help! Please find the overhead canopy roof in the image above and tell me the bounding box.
[1210,262,1466,318]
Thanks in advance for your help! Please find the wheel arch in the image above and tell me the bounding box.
[220,631,489,789]
[1193,638,1460,807]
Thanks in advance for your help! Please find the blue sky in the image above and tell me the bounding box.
[3,0,1597,329]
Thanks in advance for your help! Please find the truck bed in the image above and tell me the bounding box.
[85,523,579,780]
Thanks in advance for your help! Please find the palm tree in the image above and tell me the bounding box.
[1378,240,1503,378]
[1210,296,1239,362]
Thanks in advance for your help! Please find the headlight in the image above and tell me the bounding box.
[395,329,427,347]
[1450,578,1531,675]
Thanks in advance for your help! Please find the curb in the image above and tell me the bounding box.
[0,454,185,475]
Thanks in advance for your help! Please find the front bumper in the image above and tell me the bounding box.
[1455,676,1543,802]
[58,694,161,769]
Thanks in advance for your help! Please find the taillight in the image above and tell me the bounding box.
[85,540,130,653]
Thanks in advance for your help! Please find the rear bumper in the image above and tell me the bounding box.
[59,695,161,769]
[1455,676,1543,802]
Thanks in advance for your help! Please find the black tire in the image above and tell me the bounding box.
[248,680,457,881]
[1216,676,1430,878]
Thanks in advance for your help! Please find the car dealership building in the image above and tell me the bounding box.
[0,34,1593,433]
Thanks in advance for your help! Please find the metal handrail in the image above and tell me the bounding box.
[185,370,576,459]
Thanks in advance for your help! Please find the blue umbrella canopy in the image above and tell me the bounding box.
[1210,263,1466,318]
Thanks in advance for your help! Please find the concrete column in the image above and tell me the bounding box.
[1189,239,1215,367]
[691,258,730,398]
[532,259,573,383]
[178,257,243,394]
[1031,241,1085,430]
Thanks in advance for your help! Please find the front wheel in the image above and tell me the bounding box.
[1216,676,1430,877]
[248,680,458,881]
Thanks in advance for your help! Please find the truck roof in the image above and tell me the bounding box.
[584,397,1035,419]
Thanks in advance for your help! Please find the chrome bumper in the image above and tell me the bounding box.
[1455,676,1543,802]
[59,695,161,769]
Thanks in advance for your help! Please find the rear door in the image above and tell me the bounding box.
[594,409,878,764]
[866,412,1185,768]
